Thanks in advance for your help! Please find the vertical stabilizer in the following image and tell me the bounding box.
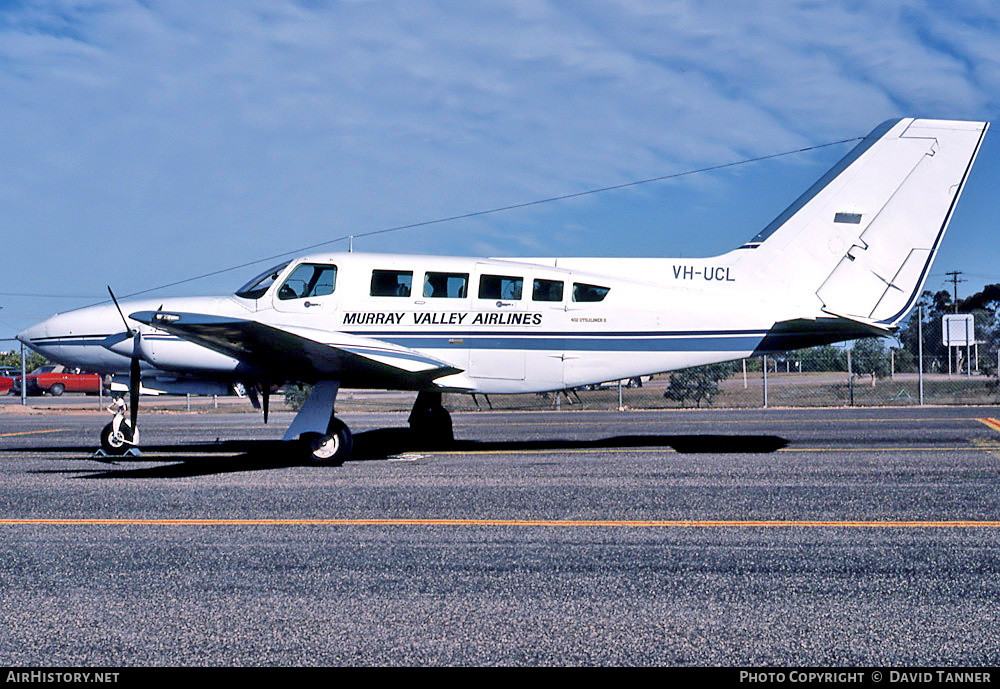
[744,118,987,327]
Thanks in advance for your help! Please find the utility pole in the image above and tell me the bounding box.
[918,305,924,405]
[945,270,966,313]
[945,270,967,375]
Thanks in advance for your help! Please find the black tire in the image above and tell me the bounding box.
[48,383,65,396]
[100,421,134,455]
[303,417,353,466]
[410,406,453,447]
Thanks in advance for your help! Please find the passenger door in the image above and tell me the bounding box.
[469,265,527,380]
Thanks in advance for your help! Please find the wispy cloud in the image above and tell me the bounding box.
[0,0,996,334]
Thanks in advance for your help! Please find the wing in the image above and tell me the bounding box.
[129,310,462,389]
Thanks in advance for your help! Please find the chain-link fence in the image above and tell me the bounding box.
[439,328,998,411]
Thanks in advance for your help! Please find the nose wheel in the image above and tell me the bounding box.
[98,396,140,456]
[99,419,137,455]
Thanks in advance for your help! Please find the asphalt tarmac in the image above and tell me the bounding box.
[2,405,1000,666]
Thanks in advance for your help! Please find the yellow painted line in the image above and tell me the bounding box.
[1,518,999,528]
[434,446,977,457]
[777,447,973,453]
[978,418,1000,434]
[0,429,67,438]
[971,437,1000,460]
[459,417,978,426]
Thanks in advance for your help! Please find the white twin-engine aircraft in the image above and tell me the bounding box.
[17,118,989,463]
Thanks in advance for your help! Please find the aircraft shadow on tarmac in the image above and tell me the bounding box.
[22,428,789,479]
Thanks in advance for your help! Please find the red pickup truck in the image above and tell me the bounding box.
[14,365,104,396]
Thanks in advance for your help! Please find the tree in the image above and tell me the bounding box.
[896,290,951,372]
[850,337,890,378]
[284,383,313,411]
[797,345,847,372]
[897,284,1000,376]
[663,362,736,407]
[0,349,47,372]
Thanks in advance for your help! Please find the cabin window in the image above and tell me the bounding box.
[235,261,291,299]
[423,272,469,298]
[370,270,413,297]
[532,278,564,302]
[572,283,610,302]
[277,264,338,300]
[478,274,523,300]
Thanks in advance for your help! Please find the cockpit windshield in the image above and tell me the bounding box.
[235,261,291,300]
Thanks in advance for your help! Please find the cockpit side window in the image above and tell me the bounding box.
[277,264,338,301]
[235,261,291,300]
[572,283,610,302]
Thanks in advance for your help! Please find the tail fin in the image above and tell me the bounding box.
[744,118,988,328]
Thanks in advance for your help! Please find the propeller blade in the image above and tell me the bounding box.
[129,347,140,434]
[107,286,133,334]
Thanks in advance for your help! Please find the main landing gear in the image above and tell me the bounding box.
[284,384,454,466]
[282,381,354,466]
[302,417,354,465]
[408,391,454,447]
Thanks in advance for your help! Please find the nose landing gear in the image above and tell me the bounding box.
[97,396,141,457]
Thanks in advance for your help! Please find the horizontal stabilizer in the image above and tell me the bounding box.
[753,317,893,354]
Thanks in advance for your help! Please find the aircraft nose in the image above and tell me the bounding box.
[16,320,48,349]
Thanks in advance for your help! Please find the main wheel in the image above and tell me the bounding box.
[100,421,134,455]
[410,405,453,447]
[303,417,353,466]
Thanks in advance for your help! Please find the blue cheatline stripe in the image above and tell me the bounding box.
[27,339,111,347]
[344,329,770,338]
[29,335,182,347]
[373,335,763,352]
[30,330,768,353]
[29,334,112,343]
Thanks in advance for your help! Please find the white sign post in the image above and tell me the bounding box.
[943,314,975,376]
[943,314,975,347]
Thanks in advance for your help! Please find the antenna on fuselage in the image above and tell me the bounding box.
[349,235,354,252]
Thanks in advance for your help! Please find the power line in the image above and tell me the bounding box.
[0,292,105,299]
[93,135,860,302]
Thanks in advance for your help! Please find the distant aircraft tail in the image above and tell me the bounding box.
[744,118,988,328]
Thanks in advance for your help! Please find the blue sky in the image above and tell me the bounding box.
[1,0,998,343]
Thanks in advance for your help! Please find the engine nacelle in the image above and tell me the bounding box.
[110,376,233,397]
[135,330,240,373]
